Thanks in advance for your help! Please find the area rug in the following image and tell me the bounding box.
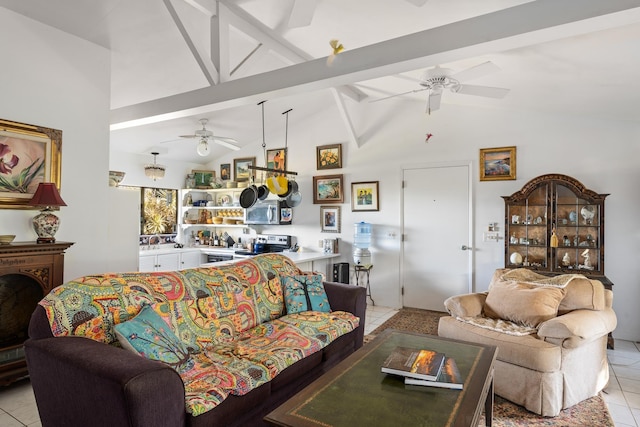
[365,308,614,427]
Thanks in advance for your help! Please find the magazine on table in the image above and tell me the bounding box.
[381,346,445,381]
[404,356,464,390]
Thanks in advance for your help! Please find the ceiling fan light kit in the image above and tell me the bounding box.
[175,118,240,156]
[196,138,210,156]
[144,152,166,181]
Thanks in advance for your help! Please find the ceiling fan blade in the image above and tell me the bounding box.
[426,91,442,114]
[369,88,429,103]
[404,0,429,6]
[179,134,197,139]
[452,61,500,82]
[455,84,510,99]
[212,137,241,151]
[288,0,317,28]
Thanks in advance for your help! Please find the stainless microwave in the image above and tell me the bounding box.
[244,200,292,225]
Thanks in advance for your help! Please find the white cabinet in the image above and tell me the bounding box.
[139,249,204,272]
[179,250,205,269]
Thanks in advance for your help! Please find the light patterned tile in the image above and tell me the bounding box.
[620,378,640,395]
[625,391,640,410]
[603,388,627,406]
[607,401,636,426]
[0,381,36,413]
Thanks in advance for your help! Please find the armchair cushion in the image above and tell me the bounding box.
[483,281,565,328]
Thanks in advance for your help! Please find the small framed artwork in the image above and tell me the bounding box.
[192,170,215,188]
[266,148,287,176]
[234,157,256,182]
[316,143,342,170]
[320,206,341,233]
[0,118,62,209]
[313,174,344,204]
[220,163,231,181]
[479,146,516,181]
[351,181,379,211]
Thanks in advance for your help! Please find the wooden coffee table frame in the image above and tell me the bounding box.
[265,329,497,427]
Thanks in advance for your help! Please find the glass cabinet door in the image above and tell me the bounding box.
[553,183,601,272]
[505,184,548,268]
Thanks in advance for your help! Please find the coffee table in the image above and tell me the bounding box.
[264,329,497,427]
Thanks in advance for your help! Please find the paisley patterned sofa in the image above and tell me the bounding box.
[25,254,366,427]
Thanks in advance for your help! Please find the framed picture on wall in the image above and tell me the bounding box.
[313,174,344,204]
[320,206,341,233]
[479,146,516,181]
[316,143,342,170]
[0,118,62,209]
[234,157,256,182]
[266,148,287,176]
[351,181,379,211]
[220,163,231,181]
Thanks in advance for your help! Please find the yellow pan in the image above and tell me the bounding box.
[266,175,289,196]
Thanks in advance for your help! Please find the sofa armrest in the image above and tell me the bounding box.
[25,336,185,427]
[323,281,366,348]
[537,308,617,348]
[443,293,487,318]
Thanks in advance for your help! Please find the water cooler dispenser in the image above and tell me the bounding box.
[353,222,372,267]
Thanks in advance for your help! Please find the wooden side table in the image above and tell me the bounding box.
[354,265,374,305]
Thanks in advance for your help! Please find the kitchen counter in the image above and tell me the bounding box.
[200,251,341,268]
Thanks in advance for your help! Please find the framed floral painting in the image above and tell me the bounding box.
[0,118,62,209]
[316,143,342,170]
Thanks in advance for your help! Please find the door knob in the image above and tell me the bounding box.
[461,245,472,250]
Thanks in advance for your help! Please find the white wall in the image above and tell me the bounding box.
[0,8,112,280]
[208,96,640,342]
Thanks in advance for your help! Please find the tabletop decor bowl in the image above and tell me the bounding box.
[0,235,16,244]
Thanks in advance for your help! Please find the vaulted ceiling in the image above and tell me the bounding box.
[2,0,640,164]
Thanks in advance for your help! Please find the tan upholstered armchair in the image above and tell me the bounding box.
[438,268,617,417]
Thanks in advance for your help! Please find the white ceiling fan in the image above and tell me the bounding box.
[371,61,510,114]
[176,119,240,156]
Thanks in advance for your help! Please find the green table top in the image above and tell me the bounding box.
[266,329,497,427]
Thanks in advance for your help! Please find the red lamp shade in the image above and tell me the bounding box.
[29,183,67,207]
[29,183,67,244]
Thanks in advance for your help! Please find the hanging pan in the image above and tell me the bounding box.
[239,184,258,208]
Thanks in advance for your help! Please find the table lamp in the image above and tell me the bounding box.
[29,182,67,243]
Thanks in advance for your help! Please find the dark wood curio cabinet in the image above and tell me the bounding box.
[502,174,608,276]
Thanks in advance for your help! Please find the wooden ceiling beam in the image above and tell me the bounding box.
[111,0,640,130]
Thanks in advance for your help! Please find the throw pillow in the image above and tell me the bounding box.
[114,305,190,367]
[283,274,331,314]
[483,281,565,328]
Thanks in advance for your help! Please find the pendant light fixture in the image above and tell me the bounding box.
[144,152,166,181]
[196,137,210,156]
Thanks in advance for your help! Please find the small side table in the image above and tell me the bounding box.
[354,265,374,306]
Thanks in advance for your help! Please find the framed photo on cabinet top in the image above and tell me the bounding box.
[479,146,516,181]
[220,163,231,181]
[234,157,256,182]
[192,170,215,188]
[0,118,62,209]
[351,181,379,211]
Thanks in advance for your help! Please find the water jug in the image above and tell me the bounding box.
[353,222,372,249]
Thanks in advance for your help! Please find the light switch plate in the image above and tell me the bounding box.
[483,232,500,242]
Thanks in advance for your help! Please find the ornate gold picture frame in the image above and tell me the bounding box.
[0,119,62,209]
[479,146,516,181]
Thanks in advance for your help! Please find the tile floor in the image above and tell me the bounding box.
[0,305,637,426]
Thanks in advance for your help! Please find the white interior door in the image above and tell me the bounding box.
[402,164,472,311]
